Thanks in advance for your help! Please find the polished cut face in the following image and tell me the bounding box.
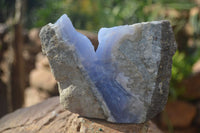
[39,14,177,123]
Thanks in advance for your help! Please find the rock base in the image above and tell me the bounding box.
[0,97,162,133]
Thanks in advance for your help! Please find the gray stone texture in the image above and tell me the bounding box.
[39,25,105,119]
[111,21,176,121]
[39,19,176,123]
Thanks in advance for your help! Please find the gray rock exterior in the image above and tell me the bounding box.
[146,21,177,120]
[39,14,176,123]
[39,25,106,119]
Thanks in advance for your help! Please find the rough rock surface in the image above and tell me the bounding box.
[0,97,162,133]
[39,14,176,123]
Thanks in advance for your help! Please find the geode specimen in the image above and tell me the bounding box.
[39,14,176,123]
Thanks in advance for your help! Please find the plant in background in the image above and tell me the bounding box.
[0,0,15,22]
[170,51,192,99]
[14,0,200,99]
[26,0,67,29]
[170,46,200,99]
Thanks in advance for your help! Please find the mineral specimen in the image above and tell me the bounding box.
[39,14,176,123]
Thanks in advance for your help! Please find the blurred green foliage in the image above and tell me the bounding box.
[0,0,15,22]
[1,0,200,99]
[171,46,200,98]
[28,0,66,28]
[31,0,195,30]
[29,0,200,99]
[171,51,194,99]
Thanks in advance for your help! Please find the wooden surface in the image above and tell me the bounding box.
[0,97,162,133]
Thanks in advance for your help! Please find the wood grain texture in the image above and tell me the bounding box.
[0,97,162,133]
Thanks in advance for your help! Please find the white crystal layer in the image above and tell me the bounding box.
[54,14,96,68]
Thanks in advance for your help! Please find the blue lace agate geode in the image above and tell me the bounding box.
[39,14,176,123]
